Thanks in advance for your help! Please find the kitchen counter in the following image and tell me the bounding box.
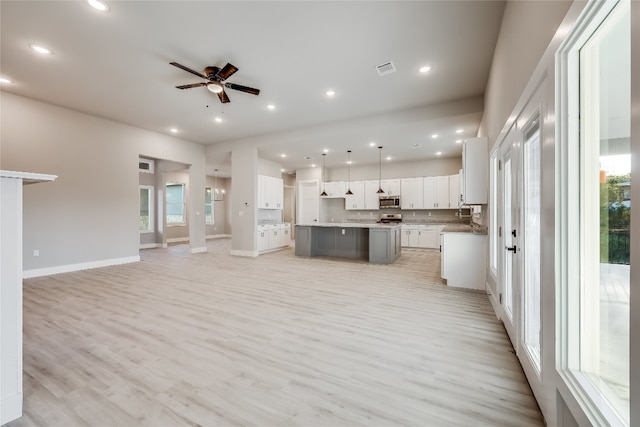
[295,223,401,264]
[441,223,488,234]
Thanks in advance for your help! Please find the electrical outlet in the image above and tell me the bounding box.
[33,250,39,257]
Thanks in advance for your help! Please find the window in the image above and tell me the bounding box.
[205,186,214,224]
[522,116,541,370]
[559,0,631,424]
[490,151,499,274]
[139,185,154,232]
[166,183,186,225]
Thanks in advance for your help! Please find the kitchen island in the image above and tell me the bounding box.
[295,223,402,264]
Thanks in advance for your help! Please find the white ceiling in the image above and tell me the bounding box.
[0,1,505,175]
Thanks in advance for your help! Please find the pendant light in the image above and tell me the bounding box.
[320,153,328,196]
[376,146,385,194]
[345,150,353,195]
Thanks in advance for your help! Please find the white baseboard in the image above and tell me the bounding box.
[230,249,258,257]
[139,243,163,249]
[23,255,140,279]
[190,246,207,254]
[1,392,22,425]
[206,234,231,239]
[166,237,189,243]
[486,283,501,320]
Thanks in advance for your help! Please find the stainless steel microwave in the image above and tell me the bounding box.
[379,195,400,209]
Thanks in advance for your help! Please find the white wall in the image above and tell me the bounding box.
[1,92,207,273]
[479,0,574,144]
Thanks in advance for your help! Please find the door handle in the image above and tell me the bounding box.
[506,245,517,252]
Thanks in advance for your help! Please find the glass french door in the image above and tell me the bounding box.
[500,127,520,349]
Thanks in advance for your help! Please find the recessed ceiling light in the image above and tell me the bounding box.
[347,160,353,165]
[280,154,287,158]
[267,104,276,110]
[456,139,463,144]
[411,143,422,149]
[369,142,376,147]
[323,149,329,153]
[436,151,442,156]
[86,0,109,11]
[386,156,392,161]
[214,116,223,123]
[431,133,438,139]
[169,127,178,133]
[326,90,336,97]
[456,128,464,134]
[311,164,316,168]
[280,169,285,172]
[29,44,52,55]
[419,65,432,73]
[0,77,13,84]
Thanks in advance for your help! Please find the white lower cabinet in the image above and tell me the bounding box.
[401,225,442,249]
[258,223,291,253]
[440,232,487,290]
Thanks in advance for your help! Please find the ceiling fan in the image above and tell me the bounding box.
[170,61,260,103]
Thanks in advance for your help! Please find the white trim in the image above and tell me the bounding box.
[23,255,140,278]
[166,237,189,243]
[1,392,22,425]
[230,249,258,257]
[206,234,231,239]
[139,243,163,249]
[190,246,207,254]
[555,1,630,426]
[0,170,57,183]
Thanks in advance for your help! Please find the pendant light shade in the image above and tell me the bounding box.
[345,150,353,195]
[377,146,385,194]
[320,153,328,196]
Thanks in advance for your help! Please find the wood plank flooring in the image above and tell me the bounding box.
[8,238,543,426]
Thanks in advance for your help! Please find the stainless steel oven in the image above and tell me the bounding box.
[379,195,400,209]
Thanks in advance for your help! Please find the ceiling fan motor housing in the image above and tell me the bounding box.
[204,66,219,80]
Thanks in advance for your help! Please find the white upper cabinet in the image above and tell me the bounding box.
[345,181,366,210]
[422,176,450,209]
[449,173,460,208]
[400,178,423,209]
[461,137,488,204]
[363,180,381,210]
[321,181,346,198]
[380,179,401,196]
[258,175,284,209]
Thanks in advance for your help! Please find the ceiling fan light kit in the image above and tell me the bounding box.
[207,83,223,94]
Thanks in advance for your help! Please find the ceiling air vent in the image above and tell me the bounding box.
[375,61,396,77]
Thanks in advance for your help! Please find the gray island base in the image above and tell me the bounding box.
[295,223,401,264]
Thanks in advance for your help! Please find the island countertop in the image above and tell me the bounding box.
[296,222,401,229]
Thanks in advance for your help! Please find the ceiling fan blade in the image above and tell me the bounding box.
[217,90,230,104]
[216,63,239,81]
[224,82,260,96]
[170,62,207,79]
[176,82,207,89]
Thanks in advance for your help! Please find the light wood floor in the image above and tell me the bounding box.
[8,238,543,427]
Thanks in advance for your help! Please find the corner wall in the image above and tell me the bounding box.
[0,92,207,273]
